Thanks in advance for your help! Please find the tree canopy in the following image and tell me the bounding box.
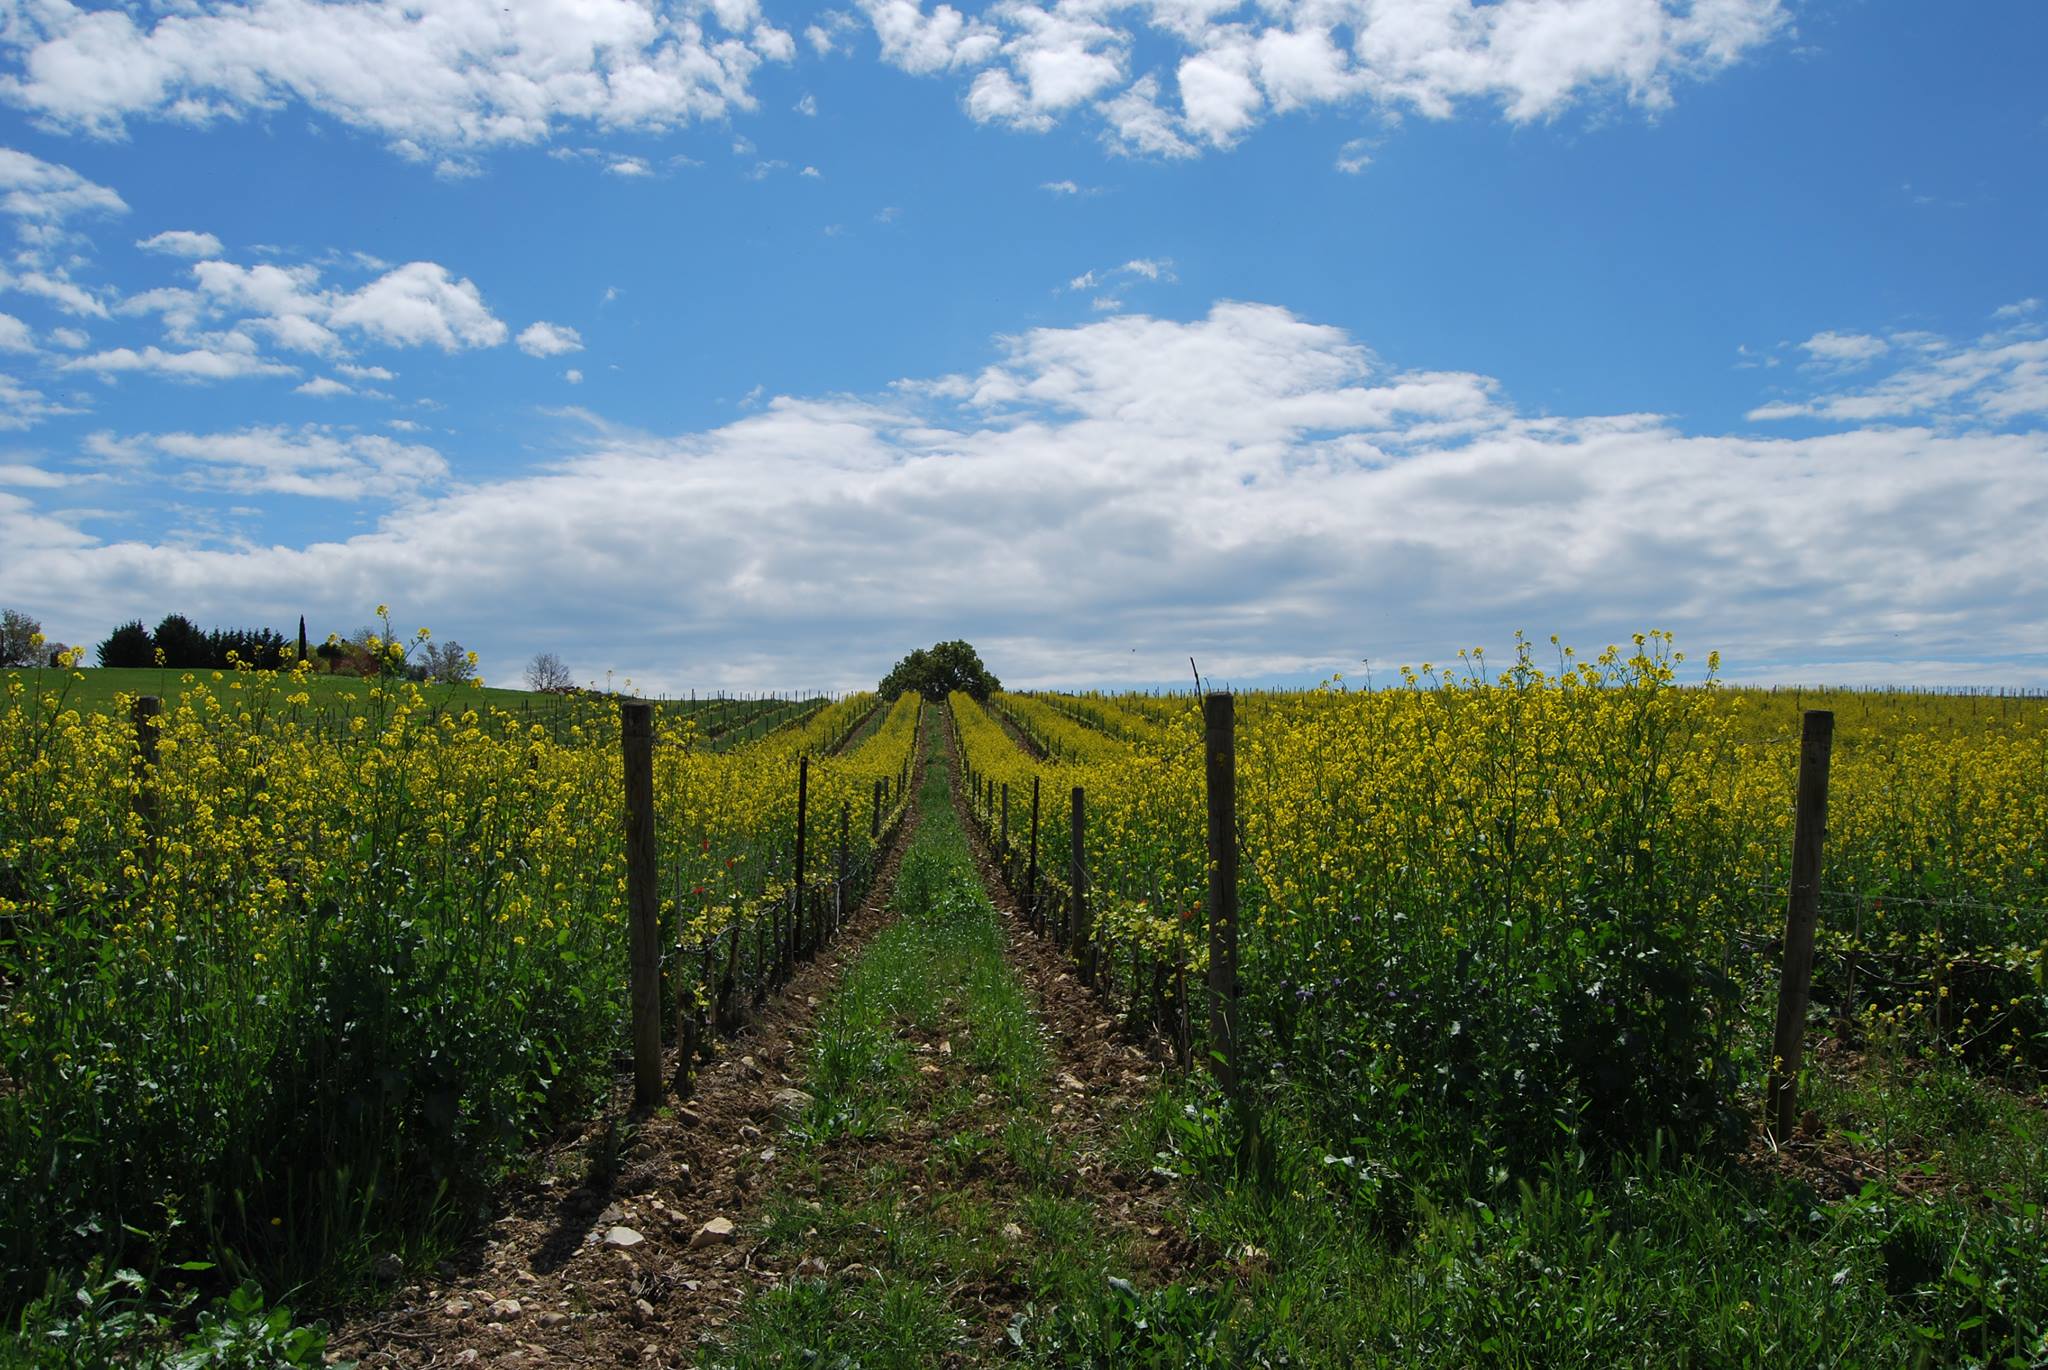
[878,640,1000,702]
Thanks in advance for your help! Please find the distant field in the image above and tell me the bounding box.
[2,666,832,747]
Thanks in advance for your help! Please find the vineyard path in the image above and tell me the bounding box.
[332,699,1191,1368]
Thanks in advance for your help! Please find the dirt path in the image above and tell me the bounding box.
[330,724,932,1369]
[935,709,1192,1271]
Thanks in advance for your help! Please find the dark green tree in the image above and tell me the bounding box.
[878,640,1000,702]
[97,620,154,667]
[152,614,211,669]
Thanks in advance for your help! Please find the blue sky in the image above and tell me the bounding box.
[1,0,2044,692]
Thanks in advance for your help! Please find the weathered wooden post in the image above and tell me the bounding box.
[621,700,664,1108]
[131,695,162,829]
[1070,786,1090,982]
[836,801,849,939]
[1027,775,1042,935]
[791,755,809,972]
[1768,709,1835,1138]
[1205,692,1239,1098]
[871,777,883,842]
[1000,782,1009,861]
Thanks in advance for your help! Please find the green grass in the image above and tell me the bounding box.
[703,715,1154,1367]
[711,705,2048,1367]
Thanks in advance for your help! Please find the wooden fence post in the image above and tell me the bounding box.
[131,695,162,829]
[1768,708,1834,1138]
[1070,786,1090,982]
[1205,691,1239,1098]
[1028,776,1041,935]
[1000,782,1009,861]
[871,777,883,842]
[791,754,809,971]
[620,700,664,1108]
[836,801,849,939]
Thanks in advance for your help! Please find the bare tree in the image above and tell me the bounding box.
[0,608,42,668]
[422,640,477,683]
[525,651,574,692]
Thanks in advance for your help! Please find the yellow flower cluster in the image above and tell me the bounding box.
[953,634,2047,1077]
[0,653,921,1294]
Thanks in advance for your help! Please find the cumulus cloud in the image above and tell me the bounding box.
[0,0,793,156]
[518,321,584,357]
[0,371,82,429]
[61,344,296,381]
[125,257,507,363]
[9,300,2044,690]
[326,262,507,351]
[852,0,1787,158]
[1799,330,1888,367]
[0,265,110,317]
[1751,316,2048,427]
[96,424,448,499]
[137,229,224,258]
[0,311,31,351]
[0,146,126,230]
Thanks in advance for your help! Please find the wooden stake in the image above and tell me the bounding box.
[1768,709,1834,1138]
[1205,692,1239,1098]
[1070,786,1090,982]
[621,700,664,1108]
[1028,775,1041,935]
[792,754,809,970]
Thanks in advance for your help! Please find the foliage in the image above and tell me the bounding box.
[97,620,155,668]
[6,1263,332,1369]
[0,633,918,1325]
[151,615,212,669]
[0,610,39,670]
[879,640,1000,703]
[954,634,2048,1177]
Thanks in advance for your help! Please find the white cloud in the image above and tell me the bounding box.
[137,229,224,259]
[606,156,653,177]
[1751,317,2048,427]
[0,372,82,429]
[1334,138,1372,174]
[14,298,2042,691]
[337,362,395,381]
[518,321,584,357]
[795,93,818,115]
[0,0,793,157]
[1799,330,1888,367]
[1,266,110,318]
[327,262,507,351]
[49,326,88,349]
[106,425,447,499]
[0,147,127,230]
[565,368,584,384]
[61,344,296,382]
[0,312,32,352]
[804,10,862,55]
[295,376,353,396]
[855,0,1788,159]
[801,164,821,177]
[0,461,79,488]
[1992,298,2040,321]
[1042,179,1081,194]
[1064,257,1174,296]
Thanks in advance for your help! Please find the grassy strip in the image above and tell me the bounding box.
[1068,1052,2047,1365]
[701,716,1156,1366]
